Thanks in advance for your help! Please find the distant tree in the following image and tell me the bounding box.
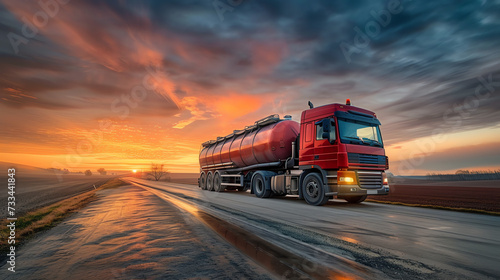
[97,168,107,175]
[47,168,70,175]
[147,163,169,181]
[84,170,92,176]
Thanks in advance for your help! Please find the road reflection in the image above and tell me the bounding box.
[127,180,375,280]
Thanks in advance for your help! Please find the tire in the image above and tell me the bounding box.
[207,172,214,191]
[344,195,367,204]
[253,173,271,198]
[200,172,207,190]
[213,171,225,192]
[302,173,329,206]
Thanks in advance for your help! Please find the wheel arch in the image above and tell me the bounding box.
[199,171,206,187]
[299,166,329,199]
[206,171,214,191]
[213,170,224,192]
[251,171,276,193]
[199,171,207,189]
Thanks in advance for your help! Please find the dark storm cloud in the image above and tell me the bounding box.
[1,0,499,137]
[391,142,500,171]
[380,70,500,144]
[264,0,500,142]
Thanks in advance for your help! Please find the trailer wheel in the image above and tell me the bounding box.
[199,172,207,190]
[302,173,329,206]
[344,195,367,204]
[253,173,271,198]
[213,171,225,192]
[207,172,214,191]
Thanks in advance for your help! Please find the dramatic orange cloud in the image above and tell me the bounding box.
[214,93,263,118]
[1,1,499,175]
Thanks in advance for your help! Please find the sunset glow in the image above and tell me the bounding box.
[1,1,499,174]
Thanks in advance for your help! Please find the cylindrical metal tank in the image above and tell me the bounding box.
[200,120,299,171]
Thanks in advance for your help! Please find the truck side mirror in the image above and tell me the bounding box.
[322,119,331,133]
[321,118,331,140]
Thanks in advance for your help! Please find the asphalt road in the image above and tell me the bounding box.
[124,178,500,279]
[1,185,273,279]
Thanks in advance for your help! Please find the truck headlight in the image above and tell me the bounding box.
[337,171,357,185]
[339,177,355,183]
[382,172,389,185]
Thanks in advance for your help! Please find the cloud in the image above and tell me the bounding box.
[0,0,499,172]
[390,141,500,172]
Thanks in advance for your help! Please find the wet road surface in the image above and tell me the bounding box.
[0,185,273,280]
[124,178,500,279]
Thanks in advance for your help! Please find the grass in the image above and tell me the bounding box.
[0,178,128,255]
[366,199,500,216]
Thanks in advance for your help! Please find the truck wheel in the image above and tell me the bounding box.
[207,172,214,191]
[213,172,225,192]
[199,172,207,190]
[253,173,271,198]
[302,173,329,206]
[344,195,367,203]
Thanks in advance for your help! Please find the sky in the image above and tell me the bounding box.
[0,0,499,174]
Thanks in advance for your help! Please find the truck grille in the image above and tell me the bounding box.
[357,171,383,189]
[348,153,387,166]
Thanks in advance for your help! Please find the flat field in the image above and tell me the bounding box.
[369,179,500,213]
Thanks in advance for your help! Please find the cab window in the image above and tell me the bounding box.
[316,121,336,141]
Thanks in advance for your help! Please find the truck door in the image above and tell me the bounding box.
[299,121,315,166]
[313,118,338,169]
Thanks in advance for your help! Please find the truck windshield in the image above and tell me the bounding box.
[337,119,383,147]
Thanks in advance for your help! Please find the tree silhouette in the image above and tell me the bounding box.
[97,168,107,175]
[148,163,169,181]
[84,170,92,176]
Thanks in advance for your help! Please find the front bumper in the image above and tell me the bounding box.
[326,184,389,197]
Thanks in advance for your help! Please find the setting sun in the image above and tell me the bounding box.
[0,1,499,177]
[133,170,137,173]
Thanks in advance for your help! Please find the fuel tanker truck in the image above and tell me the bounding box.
[198,100,389,206]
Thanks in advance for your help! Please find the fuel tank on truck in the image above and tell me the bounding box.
[199,116,299,170]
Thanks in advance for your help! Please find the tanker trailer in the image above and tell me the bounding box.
[199,100,390,206]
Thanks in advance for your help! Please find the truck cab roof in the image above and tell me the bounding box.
[301,103,377,123]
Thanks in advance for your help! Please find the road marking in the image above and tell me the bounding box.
[428,226,451,230]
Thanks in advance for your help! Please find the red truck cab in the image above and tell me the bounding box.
[299,100,389,203]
